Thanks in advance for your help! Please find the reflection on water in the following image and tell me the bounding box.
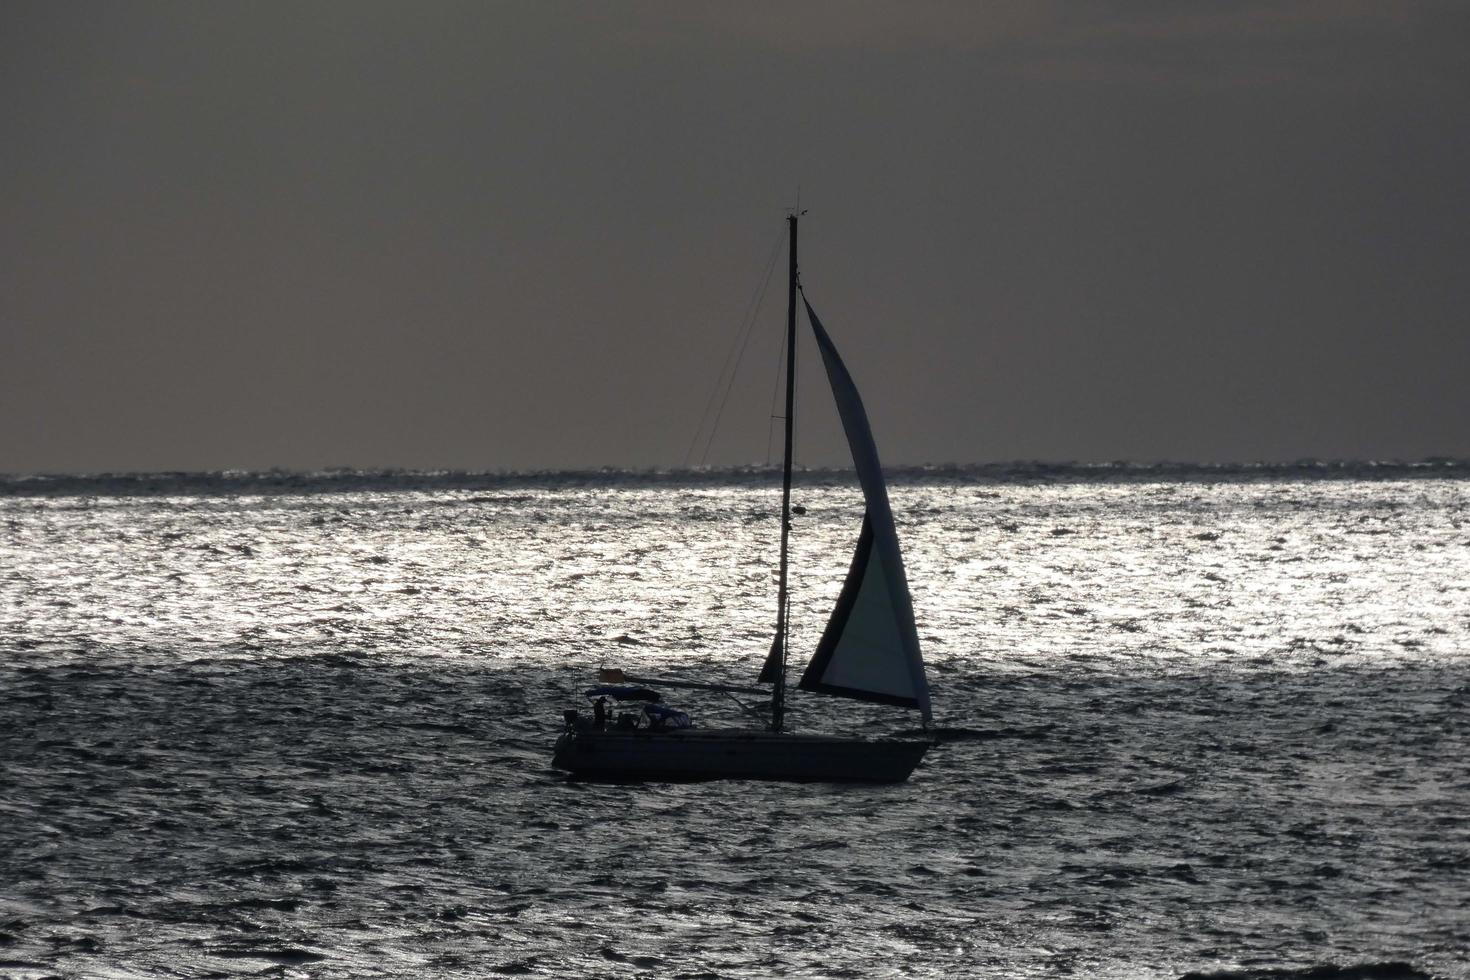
[1,469,1467,978]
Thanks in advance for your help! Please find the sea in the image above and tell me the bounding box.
[1,463,1466,980]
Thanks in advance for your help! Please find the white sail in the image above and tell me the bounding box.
[797,298,932,722]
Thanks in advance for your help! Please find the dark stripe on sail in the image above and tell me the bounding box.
[799,513,911,700]
[799,514,873,691]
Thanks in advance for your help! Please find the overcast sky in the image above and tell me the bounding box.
[3,2,1468,473]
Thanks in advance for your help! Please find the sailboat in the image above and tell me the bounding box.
[552,212,933,782]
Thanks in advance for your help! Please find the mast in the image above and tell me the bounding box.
[771,212,799,733]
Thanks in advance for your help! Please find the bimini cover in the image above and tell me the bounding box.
[643,704,692,728]
[796,297,932,722]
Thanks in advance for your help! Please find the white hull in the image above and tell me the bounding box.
[552,727,929,782]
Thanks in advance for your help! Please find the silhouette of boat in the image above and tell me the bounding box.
[552,213,933,782]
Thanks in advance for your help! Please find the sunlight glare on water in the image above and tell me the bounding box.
[1,466,1467,979]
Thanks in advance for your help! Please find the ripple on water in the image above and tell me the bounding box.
[0,471,1467,977]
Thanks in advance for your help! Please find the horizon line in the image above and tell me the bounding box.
[3,456,1467,485]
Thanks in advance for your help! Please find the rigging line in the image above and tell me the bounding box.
[775,281,811,472]
[698,230,783,467]
[774,273,804,655]
[682,227,785,468]
[791,291,801,487]
[764,320,786,467]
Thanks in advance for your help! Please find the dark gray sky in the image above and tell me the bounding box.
[4,2,1468,473]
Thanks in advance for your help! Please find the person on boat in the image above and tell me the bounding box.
[593,696,608,730]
